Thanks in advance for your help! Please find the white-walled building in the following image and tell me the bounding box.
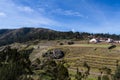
[89,38,99,43]
[106,38,113,43]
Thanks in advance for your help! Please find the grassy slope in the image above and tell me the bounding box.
[58,43,119,78]
[28,41,120,72]
[55,43,119,80]
[8,41,120,80]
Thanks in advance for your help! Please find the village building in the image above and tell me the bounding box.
[106,38,113,43]
[89,38,99,43]
[114,40,120,43]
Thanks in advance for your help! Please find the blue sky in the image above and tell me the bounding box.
[0,0,120,34]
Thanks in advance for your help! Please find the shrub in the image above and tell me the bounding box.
[39,59,70,80]
[108,45,116,49]
[67,41,74,45]
[0,46,33,80]
[59,43,64,45]
[114,66,120,80]
[102,75,110,80]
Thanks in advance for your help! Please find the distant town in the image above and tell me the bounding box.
[89,37,120,43]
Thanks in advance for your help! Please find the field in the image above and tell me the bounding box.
[9,40,120,79]
[63,44,120,72]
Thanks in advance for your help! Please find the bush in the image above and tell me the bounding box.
[39,59,70,80]
[108,45,116,49]
[67,41,74,45]
[114,66,120,80]
[102,75,110,80]
[0,46,33,80]
[42,49,65,59]
[59,43,64,45]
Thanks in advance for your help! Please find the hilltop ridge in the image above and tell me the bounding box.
[0,27,119,46]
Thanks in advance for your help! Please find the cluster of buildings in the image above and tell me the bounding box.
[89,38,120,43]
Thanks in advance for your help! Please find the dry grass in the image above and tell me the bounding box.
[61,43,120,74]
[10,40,120,76]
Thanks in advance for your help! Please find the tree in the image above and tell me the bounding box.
[99,67,113,80]
[75,68,84,80]
[75,62,90,80]
[38,59,70,80]
[0,46,33,80]
[83,61,90,78]
[114,66,120,80]
[102,75,110,80]
[57,61,70,80]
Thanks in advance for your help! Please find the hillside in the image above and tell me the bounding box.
[0,28,54,45]
[0,27,83,46]
[0,27,120,46]
[6,40,120,80]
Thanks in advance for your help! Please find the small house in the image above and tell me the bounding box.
[106,38,113,43]
[89,38,99,43]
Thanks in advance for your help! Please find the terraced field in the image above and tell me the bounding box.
[62,43,120,74]
[18,41,120,74]
[10,41,120,77]
[7,41,120,79]
[66,55,120,72]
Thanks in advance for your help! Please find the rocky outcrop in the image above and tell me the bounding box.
[42,49,64,59]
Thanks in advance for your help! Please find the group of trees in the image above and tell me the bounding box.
[0,46,33,80]
[37,59,70,80]
[0,47,70,80]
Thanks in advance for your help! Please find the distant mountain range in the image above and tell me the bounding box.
[0,27,119,46]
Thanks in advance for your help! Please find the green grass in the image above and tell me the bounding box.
[87,78,97,80]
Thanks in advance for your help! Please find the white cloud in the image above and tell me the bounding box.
[64,10,84,17]
[0,0,61,29]
[0,12,6,17]
[18,6,34,12]
[52,8,84,17]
